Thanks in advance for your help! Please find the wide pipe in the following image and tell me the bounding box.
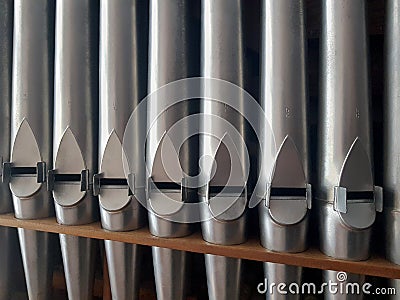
[52,0,99,299]
[9,1,56,299]
[201,0,248,299]
[259,1,310,299]
[98,0,148,299]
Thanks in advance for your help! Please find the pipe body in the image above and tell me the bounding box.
[52,1,99,299]
[9,1,56,298]
[0,2,23,298]
[147,1,198,299]
[201,1,248,299]
[259,1,310,299]
[384,0,400,266]
[98,1,148,299]
[318,1,381,298]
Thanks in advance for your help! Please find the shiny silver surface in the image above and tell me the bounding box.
[10,1,56,299]
[59,234,96,300]
[259,0,309,255]
[384,0,400,212]
[18,229,55,300]
[318,0,379,260]
[11,0,54,220]
[147,0,197,232]
[99,1,148,299]
[384,0,400,267]
[105,240,141,300]
[152,247,187,300]
[205,254,241,300]
[200,1,247,299]
[385,210,400,264]
[53,1,98,299]
[52,0,98,223]
[264,263,302,300]
[147,1,197,299]
[0,0,12,215]
[323,270,365,300]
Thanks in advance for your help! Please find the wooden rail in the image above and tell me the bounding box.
[1,213,399,279]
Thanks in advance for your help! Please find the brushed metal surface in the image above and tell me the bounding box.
[0,0,12,215]
[259,0,309,256]
[53,0,98,220]
[318,0,378,261]
[200,1,247,299]
[205,254,242,300]
[11,0,54,219]
[264,263,302,300]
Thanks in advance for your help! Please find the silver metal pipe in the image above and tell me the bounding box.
[319,0,381,297]
[384,0,400,266]
[318,0,381,260]
[6,1,56,299]
[52,1,99,299]
[259,1,310,298]
[147,1,198,299]
[0,3,23,298]
[201,1,247,299]
[263,263,302,300]
[323,271,365,300]
[98,0,148,299]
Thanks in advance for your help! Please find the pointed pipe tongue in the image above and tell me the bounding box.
[152,247,187,300]
[59,234,96,300]
[205,254,242,300]
[104,240,141,300]
[18,228,56,300]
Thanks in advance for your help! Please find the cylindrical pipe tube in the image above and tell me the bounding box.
[52,0,99,299]
[318,0,381,297]
[384,0,400,266]
[98,0,148,299]
[0,2,23,298]
[259,1,310,299]
[201,1,248,299]
[9,1,56,299]
[147,0,198,299]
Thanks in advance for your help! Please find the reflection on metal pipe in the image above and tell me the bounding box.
[147,0,198,299]
[318,0,381,298]
[259,1,310,299]
[51,1,99,299]
[0,3,21,298]
[201,1,247,299]
[98,0,148,299]
[384,0,400,266]
[7,1,56,299]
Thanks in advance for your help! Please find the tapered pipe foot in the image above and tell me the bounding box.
[0,227,21,299]
[263,262,301,300]
[18,228,55,300]
[104,240,141,300]
[205,254,241,300]
[152,247,187,300]
[323,270,365,300]
[59,234,96,300]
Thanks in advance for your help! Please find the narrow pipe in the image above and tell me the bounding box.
[384,0,400,266]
